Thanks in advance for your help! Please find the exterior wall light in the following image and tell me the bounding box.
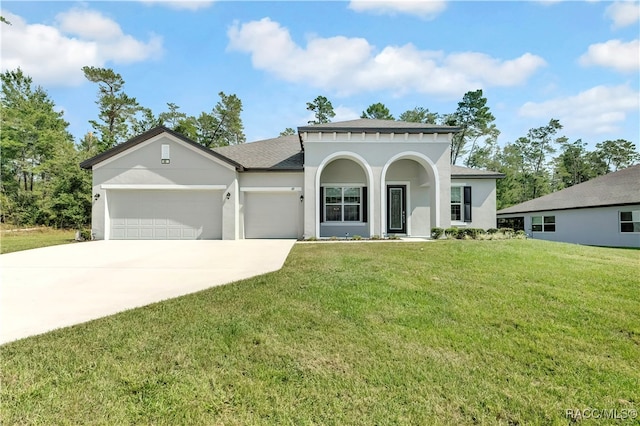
[226,192,231,200]
[300,194,304,202]
[94,193,100,200]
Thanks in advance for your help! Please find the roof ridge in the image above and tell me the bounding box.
[80,125,243,170]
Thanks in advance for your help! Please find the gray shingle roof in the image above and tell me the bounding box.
[497,164,640,215]
[298,118,460,134]
[80,122,499,178]
[213,135,303,170]
[451,165,504,179]
[80,126,242,170]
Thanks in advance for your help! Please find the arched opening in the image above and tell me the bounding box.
[316,154,374,238]
[381,153,439,236]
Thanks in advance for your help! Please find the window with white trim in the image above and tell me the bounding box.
[532,215,555,232]
[620,210,640,233]
[324,187,361,222]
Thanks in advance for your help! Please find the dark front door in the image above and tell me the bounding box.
[387,185,406,234]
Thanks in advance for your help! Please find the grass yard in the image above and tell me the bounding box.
[1,240,638,425]
[0,227,77,254]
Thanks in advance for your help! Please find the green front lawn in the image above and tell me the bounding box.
[0,227,77,254]
[1,240,638,425]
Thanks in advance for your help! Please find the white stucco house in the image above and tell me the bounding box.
[80,119,504,240]
[497,164,640,248]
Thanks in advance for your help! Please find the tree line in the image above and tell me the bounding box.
[1,67,638,229]
[79,66,246,155]
[1,67,246,228]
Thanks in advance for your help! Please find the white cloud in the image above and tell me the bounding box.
[0,8,163,86]
[579,39,640,73]
[519,85,639,136]
[605,1,640,29]
[334,105,361,122]
[56,8,123,40]
[138,0,215,11]
[227,18,546,98]
[348,0,447,20]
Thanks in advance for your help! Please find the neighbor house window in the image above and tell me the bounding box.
[451,186,472,222]
[532,215,555,232]
[324,187,362,222]
[620,210,640,233]
[497,217,525,231]
[161,144,170,164]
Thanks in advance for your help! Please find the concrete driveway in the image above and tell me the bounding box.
[0,240,295,345]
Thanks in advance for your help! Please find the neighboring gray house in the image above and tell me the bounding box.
[80,119,503,240]
[497,165,640,248]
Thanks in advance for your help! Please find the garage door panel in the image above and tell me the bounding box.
[139,228,154,239]
[111,228,125,239]
[245,193,300,239]
[167,228,182,239]
[108,190,221,240]
[125,228,141,239]
[181,228,197,239]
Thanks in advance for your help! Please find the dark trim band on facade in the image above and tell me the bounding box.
[240,168,304,172]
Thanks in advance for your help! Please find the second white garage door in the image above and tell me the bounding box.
[108,190,222,240]
[244,192,301,239]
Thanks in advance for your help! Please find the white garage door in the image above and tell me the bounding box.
[244,192,300,239]
[109,190,222,240]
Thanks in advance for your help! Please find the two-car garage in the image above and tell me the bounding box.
[108,189,222,240]
[82,127,305,241]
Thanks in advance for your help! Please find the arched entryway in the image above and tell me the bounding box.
[315,153,374,238]
[381,152,440,236]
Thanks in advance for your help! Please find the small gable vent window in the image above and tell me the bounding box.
[161,144,170,164]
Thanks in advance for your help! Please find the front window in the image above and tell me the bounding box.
[532,215,555,232]
[325,187,361,222]
[451,187,462,221]
[620,211,640,233]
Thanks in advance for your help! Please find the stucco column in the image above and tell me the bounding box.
[303,166,317,238]
[438,158,451,230]
[370,166,382,237]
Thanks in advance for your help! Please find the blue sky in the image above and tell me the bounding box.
[2,1,639,153]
